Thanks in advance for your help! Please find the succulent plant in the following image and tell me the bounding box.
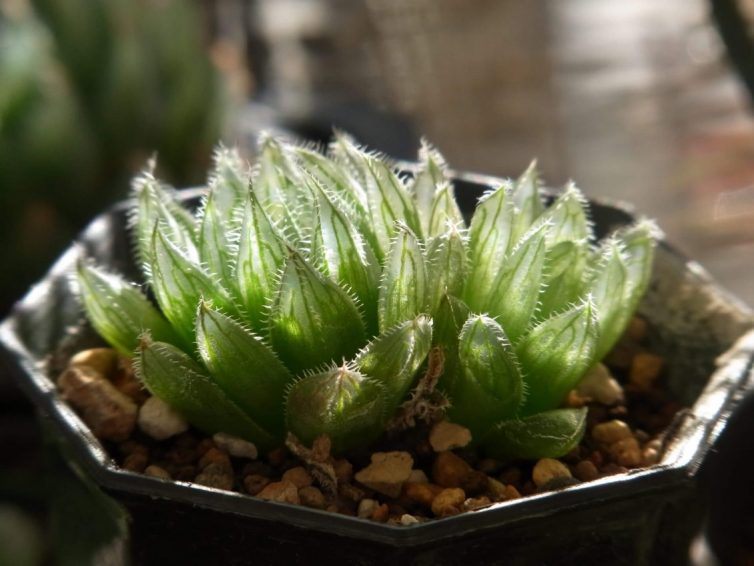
[76,133,655,459]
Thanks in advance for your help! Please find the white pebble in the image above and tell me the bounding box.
[357,498,378,519]
[212,432,258,460]
[137,397,188,440]
[577,363,625,405]
[400,514,420,525]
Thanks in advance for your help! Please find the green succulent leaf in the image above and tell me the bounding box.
[539,241,588,318]
[235,192,286,330]
[286,364,386,454]
[378,224,428,332]
[132,172,197,266]
[209,145,249,217]
[427,182,465,238]
[464,183,516,310]
[254,136,311,243]
[136,336,277,449]
[589,221,656,362]
[311,181,380,333]
[433,294,470,393]
[293,145,370,221]
[356,315,433,414]
[483,221,550,342]
[150,225,235,345]
[76,260,181,355]
[447,315,524,439]
[433,294,470,351]
[517,299,598,415]
[338,141,423,256]
[198,189,234,282]
[588,238,630,362]
[619,220,657,312]
[412,140,449,233]
[269,250,366,374]
[425,227,468,315]
[539,183,591,246]
[510,160,545,242]
[196,302,294,436]
[254,134,298,206]
[482,407,588,460]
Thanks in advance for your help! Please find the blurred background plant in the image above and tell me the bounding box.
[0,0,226,317]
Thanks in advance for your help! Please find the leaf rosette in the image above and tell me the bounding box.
[77,137,655,458]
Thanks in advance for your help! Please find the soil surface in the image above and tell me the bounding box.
[55,316,683,524]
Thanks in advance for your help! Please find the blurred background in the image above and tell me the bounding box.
[2,0,754,563]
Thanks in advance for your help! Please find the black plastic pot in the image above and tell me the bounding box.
[1,173,753,565]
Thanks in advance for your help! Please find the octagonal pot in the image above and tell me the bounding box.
[1,171,753,565]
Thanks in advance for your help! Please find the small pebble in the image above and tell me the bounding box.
[123,451,149,473]
[69,348,118,376]
[400,514,420,525]
[138,397,189,441]
[196,438,215,458]
[503,485,522,500]
[432,451,473,489]
[282,466,313,489]
[243,474,270,495]
[58,365,137,442]
[573,460,599,482]
[608,437,642,467]
[431,488,466,518]
[488,478,508,500]
[407,469,429,484]
[428,421,472,452]
[600,463,629,476]
[592,420,633,445]
[371,503,390,523]
[144,465,171,480]
[539,476,581,492]
[199,447,232,471]
[212,432,258,460]
[194,463,234,491]
[629,353,664,391]
[354,451,414,498]
[532,458,572,488]
[256,480,300,505]
[577,363,625,406]
[403,482,442,507]
[642,438,662,466]
[357,498,378,519]
[298,486,326,509]
[463,496,492,511]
